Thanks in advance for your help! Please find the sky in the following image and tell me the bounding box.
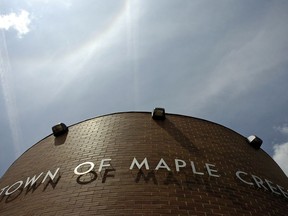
[0,0,288,178]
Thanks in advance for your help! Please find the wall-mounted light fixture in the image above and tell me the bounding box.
[52,123,69,137]
[247,135,262,149]
[152,108,166,120]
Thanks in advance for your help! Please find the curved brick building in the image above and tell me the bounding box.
[0,111,288,215]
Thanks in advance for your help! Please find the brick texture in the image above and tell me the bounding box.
[0,112,287,215]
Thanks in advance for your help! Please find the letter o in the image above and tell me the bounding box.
[5,181,23,196]
[74,162,95,175]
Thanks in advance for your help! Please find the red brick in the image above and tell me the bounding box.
[0,112,287,215]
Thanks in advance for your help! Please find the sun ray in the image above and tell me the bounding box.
[0,30,22,157]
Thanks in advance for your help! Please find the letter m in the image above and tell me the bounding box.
[129,157,149,170]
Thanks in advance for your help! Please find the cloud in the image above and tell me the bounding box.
[274,125,288,135]
[273,143,288,176]
[0,10,31,38]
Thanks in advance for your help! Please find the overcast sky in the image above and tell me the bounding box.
[0,0,288,177]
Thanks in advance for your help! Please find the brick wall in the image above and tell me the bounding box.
[0,112,287,215]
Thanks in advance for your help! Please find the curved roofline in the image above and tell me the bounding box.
[41,110,249,142]
[2,111,271,178]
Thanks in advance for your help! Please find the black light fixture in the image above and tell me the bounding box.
[52,123,69,137]
[152,107,166,120]
[247,135,262,149]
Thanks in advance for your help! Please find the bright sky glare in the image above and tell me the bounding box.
[0,0,288,177]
